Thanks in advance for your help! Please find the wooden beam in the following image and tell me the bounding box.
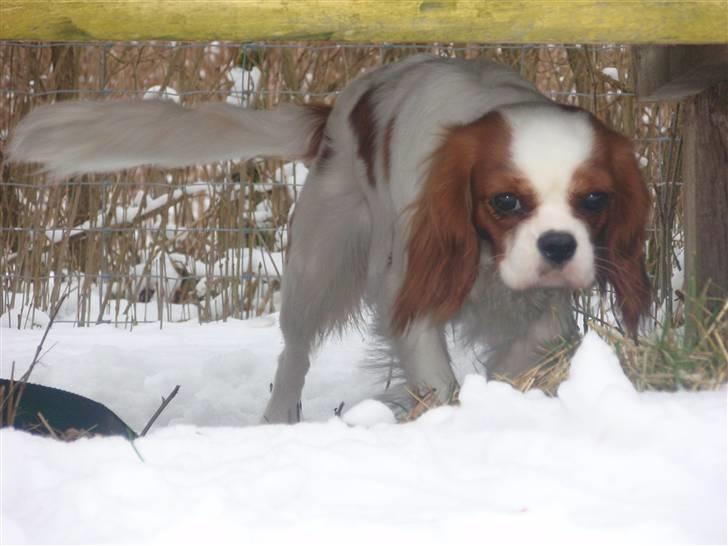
[635,45,728,101]
[1,0,727,44]
[683,82,728,314]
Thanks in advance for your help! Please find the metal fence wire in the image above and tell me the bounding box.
[0,42,683,328]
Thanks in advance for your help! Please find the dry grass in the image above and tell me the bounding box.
[505,338,577,396]
[504,294,728,396]
[400,294,727,420]
[600,298,728,392]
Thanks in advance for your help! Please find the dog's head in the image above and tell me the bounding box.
[393,104,651,335]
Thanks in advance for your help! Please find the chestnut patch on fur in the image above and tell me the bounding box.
[392,111,519,333]
[587,115,651,335]
[471,173,536,260]
[465,112,536,261]
[569,164,613,239]
[349,86,379,187]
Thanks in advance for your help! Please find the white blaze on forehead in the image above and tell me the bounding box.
[500,106,594,202]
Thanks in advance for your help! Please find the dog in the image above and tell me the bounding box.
[8,55,651,424]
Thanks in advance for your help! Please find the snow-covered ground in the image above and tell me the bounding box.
[1,317,726,544]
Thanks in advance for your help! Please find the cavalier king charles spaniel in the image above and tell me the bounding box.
[8,55,651,423]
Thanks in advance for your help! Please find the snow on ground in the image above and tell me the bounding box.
[1,317,726,544]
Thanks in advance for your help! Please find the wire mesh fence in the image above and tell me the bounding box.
[0,42,682,329]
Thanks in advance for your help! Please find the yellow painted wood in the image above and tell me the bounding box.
[1,0,726,44]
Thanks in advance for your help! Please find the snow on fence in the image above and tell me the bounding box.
[0,42,682,328]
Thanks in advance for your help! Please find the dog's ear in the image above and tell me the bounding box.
[392,127,481,334]
[597,129,652,335]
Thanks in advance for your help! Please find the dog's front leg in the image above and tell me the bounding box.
[263,342,310,424]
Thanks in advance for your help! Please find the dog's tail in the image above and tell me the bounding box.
[7,100,332,180]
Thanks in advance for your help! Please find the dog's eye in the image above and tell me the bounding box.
[581,192,608,213]
[491,193,522,214]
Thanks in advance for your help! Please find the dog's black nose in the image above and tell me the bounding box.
[537,231,577,266]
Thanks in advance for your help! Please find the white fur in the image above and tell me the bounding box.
[8,100,322,179]
[503,105,594,193]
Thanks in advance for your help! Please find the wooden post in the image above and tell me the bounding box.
[635,46,728,330]
[683,82,728,309]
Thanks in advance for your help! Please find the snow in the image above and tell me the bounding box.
[1,318,726,544]
[225,67,261,107]
[44,183,210,243]
[601,67,619,80]
[274,160,309,188]
[142,85,180,104]
[0,304,50,329]
[342,399,396,426]
[213,247,284,278]
[557,333,640,417]
[672,248,685,292]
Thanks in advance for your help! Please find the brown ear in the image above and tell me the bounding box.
[391,128,481,335]
[597,129,652,335]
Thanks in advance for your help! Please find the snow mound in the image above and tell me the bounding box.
[0,304,50,329]
[142,85,180,103]
[342,399,396,426]
[558,331,640,416]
